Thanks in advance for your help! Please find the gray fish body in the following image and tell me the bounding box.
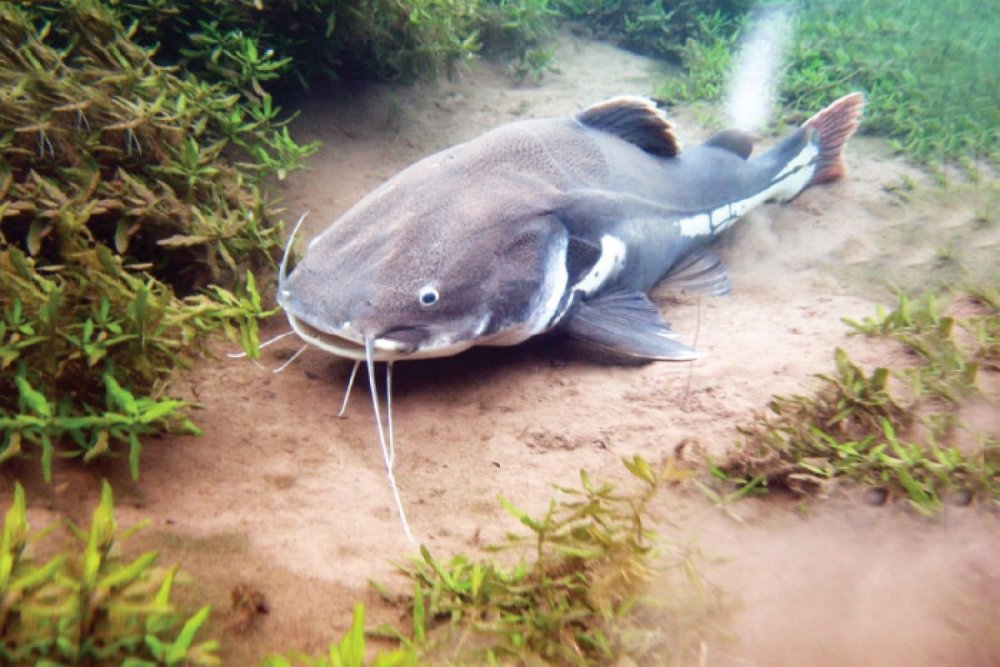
[280,94,864,362]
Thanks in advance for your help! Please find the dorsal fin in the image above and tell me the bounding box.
[704,128,754,159]
[577,96,682,157]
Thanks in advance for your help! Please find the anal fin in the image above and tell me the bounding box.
[560,289,700,360]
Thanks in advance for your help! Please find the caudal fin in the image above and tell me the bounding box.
[803,92,865,185]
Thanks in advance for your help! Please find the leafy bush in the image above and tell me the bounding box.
[556,0,750,60]
[0,1,310,478]
[655,11,740,105]
[106,0,483,84]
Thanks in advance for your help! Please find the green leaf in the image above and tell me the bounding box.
[122,658,157,667]
[165,605,212,664]
[497,495,541,532]
[40,433,54,483]
[622,455,656,485]
[245,269,262,311]
[138,399,185,424]
[129,431,142,480]
[115,218,132,253]
[412,582,426,643]
[338,603,366,667]
[104,372,139,416]
[15,374,51,418]
[27,220,46,255]
[13,549,66,590]
[419,544,456,590]
[97,550,158,590]
[83,430,111,462]
[146,634,168,659]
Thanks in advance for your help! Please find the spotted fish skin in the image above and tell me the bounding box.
[279,93,864,362]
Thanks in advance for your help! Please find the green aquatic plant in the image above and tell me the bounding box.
[843,289,984,406]
[663,0,999,171]
[479,0,559,57]
[655,11,739,106]
[476,0,752,75]
[0,244,273,480]
[0,1,310,478]
[410,458,725,665]
[722,288,1000,512]
[0,481,220,665]
[513,45,559,83]
[180,20,293,100]
[556,0,750,60]
[407,463,664,664]
[337,0,483,81]
[785,0,999,172]
[966,286,1000,370]
[129,0,478,86]
[262,604,417,667]
[266,458,730,666]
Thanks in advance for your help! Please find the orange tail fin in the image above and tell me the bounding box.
[803,92,865,185]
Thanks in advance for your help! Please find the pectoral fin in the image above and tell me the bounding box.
[560,289,700,360]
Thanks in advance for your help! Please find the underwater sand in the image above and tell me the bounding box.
[9,32,1000,665]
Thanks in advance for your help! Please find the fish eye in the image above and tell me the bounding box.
[418,285,439,307]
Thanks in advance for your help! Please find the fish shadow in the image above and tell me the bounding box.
[299,333,651,403]
[377,334,652,402]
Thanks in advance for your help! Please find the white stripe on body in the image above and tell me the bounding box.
[575,235,627,296]
[677,141,819,240]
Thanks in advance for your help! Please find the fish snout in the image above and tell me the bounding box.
[281,289,429,360]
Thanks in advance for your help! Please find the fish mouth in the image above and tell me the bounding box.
[286,310,481,362]
[286,312,417,361]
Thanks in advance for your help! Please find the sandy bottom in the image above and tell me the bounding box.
[6,33,1000,665]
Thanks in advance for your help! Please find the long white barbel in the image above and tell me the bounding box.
[365,336,415,544]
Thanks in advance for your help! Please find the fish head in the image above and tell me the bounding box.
[279,181,570,362]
